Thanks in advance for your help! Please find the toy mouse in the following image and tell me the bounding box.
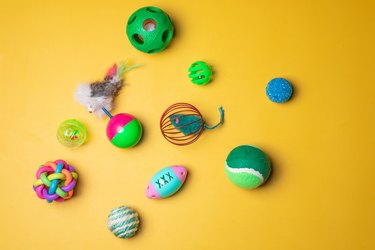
[75,61,140,118]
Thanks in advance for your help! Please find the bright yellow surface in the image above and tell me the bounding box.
[0,0,374,249]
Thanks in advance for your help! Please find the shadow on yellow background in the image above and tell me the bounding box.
[0,0,374,249]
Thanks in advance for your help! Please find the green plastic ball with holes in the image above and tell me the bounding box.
[56,119,87,148]
[126,6,174,54]
[188,61,212,85]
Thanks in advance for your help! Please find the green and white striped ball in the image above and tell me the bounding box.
[107,206,140,239]
[225,145,271,189]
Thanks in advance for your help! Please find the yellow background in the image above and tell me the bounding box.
[0,0,374,249]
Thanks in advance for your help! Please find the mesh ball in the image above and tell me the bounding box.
[160,103,204,146]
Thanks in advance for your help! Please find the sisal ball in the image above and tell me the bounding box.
[225,145,271,189]
[107,206,140,239]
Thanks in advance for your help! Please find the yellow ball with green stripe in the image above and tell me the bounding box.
[107,206,140,239]
[225,145,271,189]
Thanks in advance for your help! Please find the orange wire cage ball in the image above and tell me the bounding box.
[160,103,224,146]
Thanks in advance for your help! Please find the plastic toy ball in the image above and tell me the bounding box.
[56,119,87,147]
[188,61,212,85]
[126,6,174,54]
[33,160,78,203]
[266,78,293,103]
[102,107,143,148]
[160,103,224,146]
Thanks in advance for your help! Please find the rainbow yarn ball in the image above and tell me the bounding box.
[266,78,293,103]
[106,113,143,148]
[56,119,87,147]
[225,145,271,189]
[107,206,140,239]
[33,160,78,203]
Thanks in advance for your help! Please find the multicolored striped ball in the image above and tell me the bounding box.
[107,206,140,239]
[225,145,271,189]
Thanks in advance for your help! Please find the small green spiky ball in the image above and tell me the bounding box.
[225,145,271,189]
[126,6,174,54]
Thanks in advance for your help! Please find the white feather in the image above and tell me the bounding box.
[75,83,114,118]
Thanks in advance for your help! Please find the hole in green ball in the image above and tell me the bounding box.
[147,49,160,53]
[128,15,136,25]
[162,30,170,43]
[143,19,156,31]
[146,7,159,13]
[132,34,144,44]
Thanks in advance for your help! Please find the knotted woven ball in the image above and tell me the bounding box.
[107,206,140,239]
[33,160,78,203]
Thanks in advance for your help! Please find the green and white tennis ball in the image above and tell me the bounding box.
[225,145,271,189]
[107,206,140,239]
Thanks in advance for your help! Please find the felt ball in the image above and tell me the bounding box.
[106,113,143,148]
[225,145,271,189]
[56,119,87,147]
[107,206,140,239]
[266,78,293,103]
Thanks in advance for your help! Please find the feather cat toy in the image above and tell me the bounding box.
[75,61,140,118]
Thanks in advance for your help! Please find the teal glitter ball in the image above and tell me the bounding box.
[266,78,293,103]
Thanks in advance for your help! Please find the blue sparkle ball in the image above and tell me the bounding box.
[266,78,293,103]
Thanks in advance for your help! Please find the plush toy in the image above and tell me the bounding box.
[75,61,140,118]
